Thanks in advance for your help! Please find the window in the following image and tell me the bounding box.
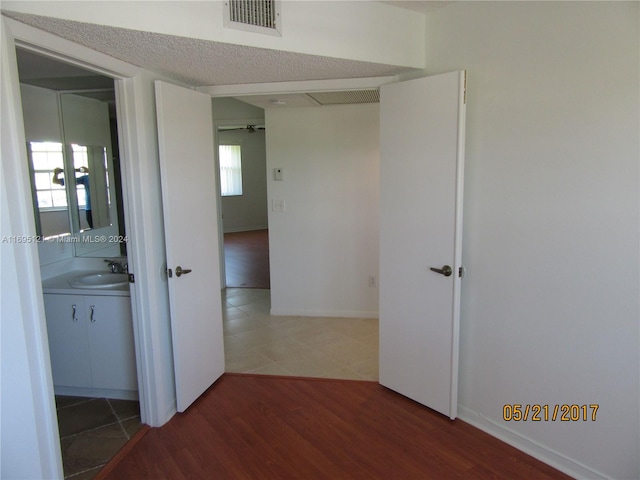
[29,142,66,210]
[219,144,243,196]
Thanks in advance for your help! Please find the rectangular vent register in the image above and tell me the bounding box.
[224,0,281,36]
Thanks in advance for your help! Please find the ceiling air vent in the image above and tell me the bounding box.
[224,0,282,37]
[306,90,380,106]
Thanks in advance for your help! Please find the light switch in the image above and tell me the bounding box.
[272,199,285,212]
[274,168,284,181]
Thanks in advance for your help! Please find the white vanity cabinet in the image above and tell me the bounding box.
[44,292,137,398]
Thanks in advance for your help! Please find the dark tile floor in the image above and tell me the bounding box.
[55,396,142,479]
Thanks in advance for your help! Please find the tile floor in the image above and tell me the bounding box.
[223,288,379,381]
[55,395,141,479]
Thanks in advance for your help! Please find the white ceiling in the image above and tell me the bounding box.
[6,3,447,109]
[3,10,418,87]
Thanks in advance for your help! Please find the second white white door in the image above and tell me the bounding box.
[379,71,466,420]
[155,81,225,412]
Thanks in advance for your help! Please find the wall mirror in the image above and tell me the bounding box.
[17,48,126,258]
[27,142,112,237]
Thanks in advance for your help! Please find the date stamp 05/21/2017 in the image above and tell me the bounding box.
[503,404,599,422]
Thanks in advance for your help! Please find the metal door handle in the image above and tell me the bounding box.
[175,266,192,277]
[430,265,452,277]
[90,305,96,323]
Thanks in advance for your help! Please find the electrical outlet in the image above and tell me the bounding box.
[369,275,377,288]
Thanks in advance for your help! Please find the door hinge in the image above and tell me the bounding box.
[128,273,135,283]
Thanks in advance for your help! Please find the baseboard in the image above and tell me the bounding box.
[53,385,138,401]
[457,405,609,480]
[269,307,378,319]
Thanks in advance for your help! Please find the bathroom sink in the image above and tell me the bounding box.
[69,273,129,289]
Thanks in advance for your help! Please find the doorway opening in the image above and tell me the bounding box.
[15,47,141,479]
[216,118,270,290]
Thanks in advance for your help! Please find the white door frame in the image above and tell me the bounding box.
[2,18,172,475]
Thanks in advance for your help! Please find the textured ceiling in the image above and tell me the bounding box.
[3,11,417,87]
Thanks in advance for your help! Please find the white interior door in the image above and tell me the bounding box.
[379,71,466,420]
[155,81,225,412]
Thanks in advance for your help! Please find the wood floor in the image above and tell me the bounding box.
[98,374,570,479]
[224,229,270,289]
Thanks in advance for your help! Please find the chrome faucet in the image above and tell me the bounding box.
[105,259,127,273]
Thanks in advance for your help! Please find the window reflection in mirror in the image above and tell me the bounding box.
[27,141,71,239]
[28,142,113,239]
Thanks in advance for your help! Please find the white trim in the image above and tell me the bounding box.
[458,405,610,480]
[5,13,175,433]
[449,70,467,420]
[1,17,63,479]
[7,17,140,79]
[198,76,398,97]
[114,74,177,427]
[52,386,138,401]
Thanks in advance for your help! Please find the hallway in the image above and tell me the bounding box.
[223,229,270,289]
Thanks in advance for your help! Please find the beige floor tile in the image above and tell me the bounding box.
[232,326,283,348]
[225,350,275,373]
[276,351,341,378]
[317,338,376,365]
[247,363,296,376]
[252,337,311,362]
[223,306,250,321]
[223,316,268,335]
[222,289,379,382]
[348,357,379,381]
[291,328,350,348]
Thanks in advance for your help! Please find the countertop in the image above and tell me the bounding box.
[42,270,131,296]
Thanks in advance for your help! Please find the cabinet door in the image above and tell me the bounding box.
[44,294,92,388]
[87,296,137,391]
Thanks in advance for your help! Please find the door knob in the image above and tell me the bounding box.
[175,266,192,277]
[430,265,452,277]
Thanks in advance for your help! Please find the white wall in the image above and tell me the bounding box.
[212,97,264,122]
[266,104,379,318]
[218,129,268,233]
[421,3,639,479]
